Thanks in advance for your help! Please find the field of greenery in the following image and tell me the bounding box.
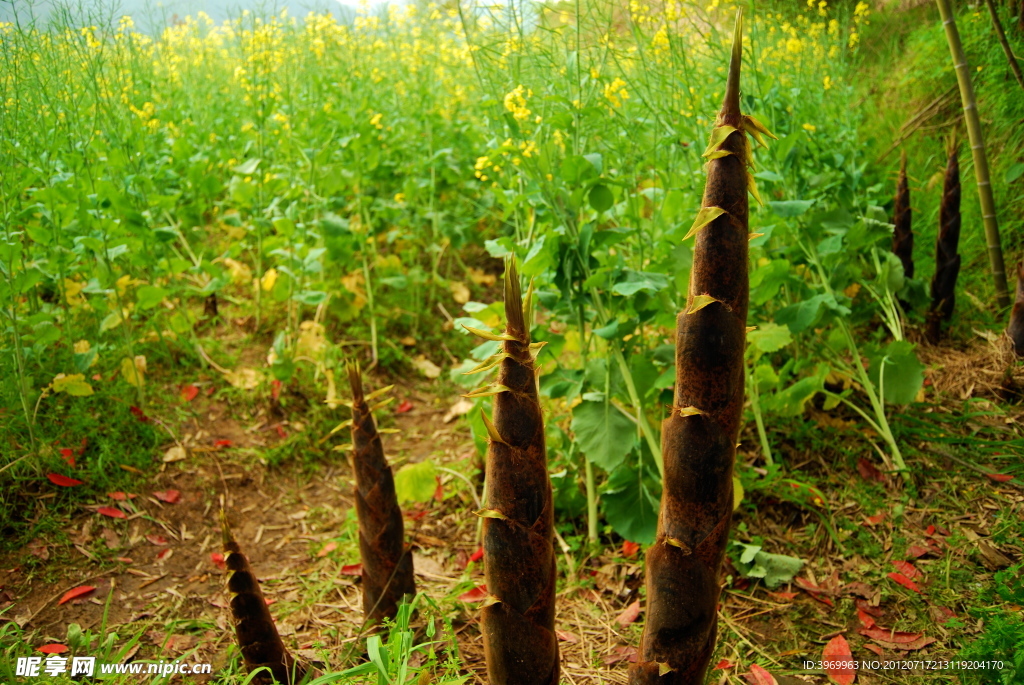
[1,0,1023,682]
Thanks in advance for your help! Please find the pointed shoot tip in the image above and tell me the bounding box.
[723,8,744,121]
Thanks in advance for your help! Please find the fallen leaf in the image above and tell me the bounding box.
[873,636,937,651]
[58,586,96,605]
[341,563,362,576]
[602,645,639,665]
[977,540,1013,570]
[47,473,83,487]
[443,398,474,423]
[858,628,922,644]
[210,553,226,570]
[317,541,337,558]
[863,513,885,526]
[713,659,735,670]
[275,425,287,439]
[887,572,921,593]
[214,439,232,447]
[767,591,797,601]
[458,584,488,602]
[116,557,133,564]
[433,476,444,503]
[162,445,187,463]
[27,538,49,561]
[863,644,884,657]
[156,548,173,561]
[181,385,200,402]
[97,507,127,520]
[743,663,779,685]
[795,576,835,606]
[931,606,956,624]
[411,355,441,379]
[857,608,877,629]
[108,492,137,501]
[271,379,282,401]
[615,600,642,627]
[856,599,883,617]
[467,547,484,566]
[396,400,414,413]
[449,281,471,304]
[986,472,1014,483]
[621,540,641,558]
[556,630,579,643]
[129,406,149,422]
[38,644,69,654]
[857,458,885,482]
[400,336,417,346]
[907,544,931,559]
[842,582,875,600]
[146,534,169,546]
[822,635,856,685]
[224,368,262,390]
[153,490,181,504]
[60,448,76,468]
[892,560,922,580]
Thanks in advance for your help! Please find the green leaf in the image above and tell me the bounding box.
[764,364,828,417]
[749,259,790,306]
[51,373,94,397]
[135,285,169,311]
[732,542,804,588]
[394,460,437,503]
[589,184,614,213]
[747,322,792,355]
[593,320,620,340]
[232,158,261,175]
[602,465,659,544]
[1005,163,1024,184]
[768,200,815,218]
[611,270,669,297]
[872,340,924,405]
[571,400,636,471]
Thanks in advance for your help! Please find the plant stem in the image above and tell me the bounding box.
[983,0,1024,92]
[747,368,773,465]
[577,301,598,543]
[935,0,1009,308]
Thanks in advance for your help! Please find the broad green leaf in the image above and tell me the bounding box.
[747,322,792,355]
[1005,163,1024,184]
[764,364,828,417]
[602,465,660,545]
[768,199,815,218]
[589,184,614,213]
[611,270,669,297]
[135,285,168,310]
[571,400,635,471]
[593,320,620,340]
[871,340,924,405]
[750,259,790,306]
[733,543,804,588]
[232,158,261,175]
[51,373,94,397]
[394,460,437,503]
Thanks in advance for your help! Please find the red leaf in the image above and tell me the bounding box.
[271,379,282,401]
[622,540,641,558]
[58,586,96,605]
[146,534,169,546]
[47,473,83,487]
[932,606,957,624]
[59,448,76,468]
[858,627,923,644]
[214,439,232,447]
[38,644,69,654]
[116,557,133,564]
[97,506,127,519]
[892,560,922,580]
[341,563,362,576]
[275,424,288,439]
[153,490,181,504]
[795,576,835,606]
[602,645,638,665]
[857,608,877,629]
[433,475,444,503]
[862,513,885,526]
[396,400,414,413]
[857,457,885,482]
[887,572,921,593]
[156,548,172,560]
[129,406,149,422]
[856,599,883,617]
[986,472,1014,482]
[108,491,137,501]
[907,544,931,558]
[78,437,88,455]
[210,553,226,570]
[615,600,642,627]
[181,385,200,402]
[458,584,488,602]
[863,643,884,657]
[467,546,484,566]
[822,635,856,685]
[556,630,579,643]
[743,663,779,685]
[925,525,936,536]
[842,582,875,599]
[767,591,797,601]
[317,541,337,558]
[713,659,735,670]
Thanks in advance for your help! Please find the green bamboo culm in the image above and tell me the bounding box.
[630,10,770,683]
[934,0,1009,309]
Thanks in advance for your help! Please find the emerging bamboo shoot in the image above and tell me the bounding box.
[631,10,766,683]
[348,362,416,624]
[222,513,307,685]
[927,143,962,343]
[465,257,558,685]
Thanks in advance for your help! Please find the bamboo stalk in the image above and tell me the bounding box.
[983,0,1024,92]
[927,140,962,343]
[935,0,1009,309]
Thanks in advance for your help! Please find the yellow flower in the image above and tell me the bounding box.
[823,75,832,90]
[802,123,817,132]
[394,193,406,203]
[604,77,629,109]
[503,85,532,122]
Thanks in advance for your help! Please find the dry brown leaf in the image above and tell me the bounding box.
[411,355,441,379]
[162,445,187,463]
[443,398,474,423]
[449,281,471,304]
